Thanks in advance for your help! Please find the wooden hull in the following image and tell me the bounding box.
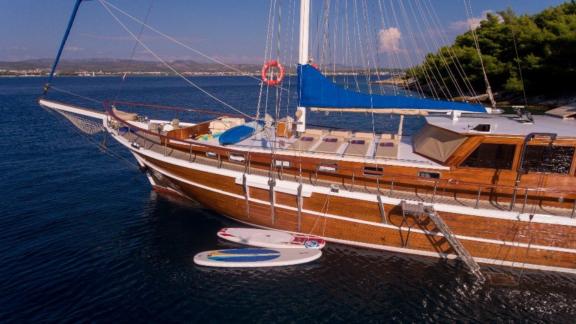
[38,98,576,275]
[131,148,576,275]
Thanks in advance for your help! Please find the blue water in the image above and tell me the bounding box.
[1,77,575,322]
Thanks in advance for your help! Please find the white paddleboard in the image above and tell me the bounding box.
[217,228,326,249]
[194,248,322,267]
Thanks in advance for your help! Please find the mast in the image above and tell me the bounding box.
[298,0,310,65]
[296,0,310,133]
[43,0,84,95]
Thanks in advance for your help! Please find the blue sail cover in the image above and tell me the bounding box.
[297,64,486,113]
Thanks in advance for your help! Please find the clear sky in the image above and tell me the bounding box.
[0,0,569,64]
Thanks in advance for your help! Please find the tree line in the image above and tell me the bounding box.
[412,1,576,101]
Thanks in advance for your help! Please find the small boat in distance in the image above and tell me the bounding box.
[39,0,576,280]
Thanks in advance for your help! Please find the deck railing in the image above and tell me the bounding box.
[108,107,576,219]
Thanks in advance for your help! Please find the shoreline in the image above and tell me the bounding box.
[4,74,572,109]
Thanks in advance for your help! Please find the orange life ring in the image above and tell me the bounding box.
[261,60,285,86]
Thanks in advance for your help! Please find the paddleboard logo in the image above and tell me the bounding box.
[304,240,320,248]
[207,248,280,262]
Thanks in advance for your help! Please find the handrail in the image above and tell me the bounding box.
[106,103,576,201]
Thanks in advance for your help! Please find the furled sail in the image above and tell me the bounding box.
[297,64,486,113]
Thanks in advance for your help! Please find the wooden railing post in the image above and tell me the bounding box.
[521,189,529,214]
[269,178,276,224]
[297,183,303,231]
[475,186,482,209]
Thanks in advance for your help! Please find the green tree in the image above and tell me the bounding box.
[414,2,576,100]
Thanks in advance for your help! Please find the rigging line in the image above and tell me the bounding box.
[332,0,339,79]
[284,0,297,118]
[403,0,441,98]
[100,0,258,84]
[386,0,421,97]
[422,0,475,99]
[343,0,360,92]
[101,0,288,93]
[412,1,453,100]
[394,0,428,98]
[511,28,529,107]
[257,0,276,120]
[49,86,103,105]
[357,0,374,92]
[98,0,254,120]
[424,0,478,99]
[113,0,155,102]
[359,0,377,137]
[377,0,400,96]
[389,0,425,98]
[400,1,440,99]
[319,0,331,70]
[275,1,282,122]
[464,0,496,107]
[353,0,370,93]
[411,0,452,99]
[263,0,277,122]
[362,0,385,95]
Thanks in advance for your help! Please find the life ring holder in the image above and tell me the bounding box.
[261,60,285,86]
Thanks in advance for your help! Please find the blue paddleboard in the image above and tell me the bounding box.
[218,124,256,145]
[194,248,322,267]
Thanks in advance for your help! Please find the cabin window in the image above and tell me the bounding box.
[274,160,290,168]
[472,124,491,133]
[318,164,338,173]
[522,145,575,174]
[461,143,516,169]
[363,166,384,176]
[419,171,440,179]
[229,153,246,163]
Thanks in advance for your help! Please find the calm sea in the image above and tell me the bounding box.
[0,76,575,322]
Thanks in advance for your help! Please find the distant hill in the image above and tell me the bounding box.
[0,59,399,76]
[0,59,262,74]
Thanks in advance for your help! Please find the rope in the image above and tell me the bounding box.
[308,190,332,237]
[377,0,401,95]
[113,0,155,102]
[100,0,261,84]
[511,27,529,107]
[410,0,453,99]
[284,0,297,118]
[50,85,103,104]
[98,0,254,120]
[464,0,496,107]
[425,0,478,99]
[256,0,276,120]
